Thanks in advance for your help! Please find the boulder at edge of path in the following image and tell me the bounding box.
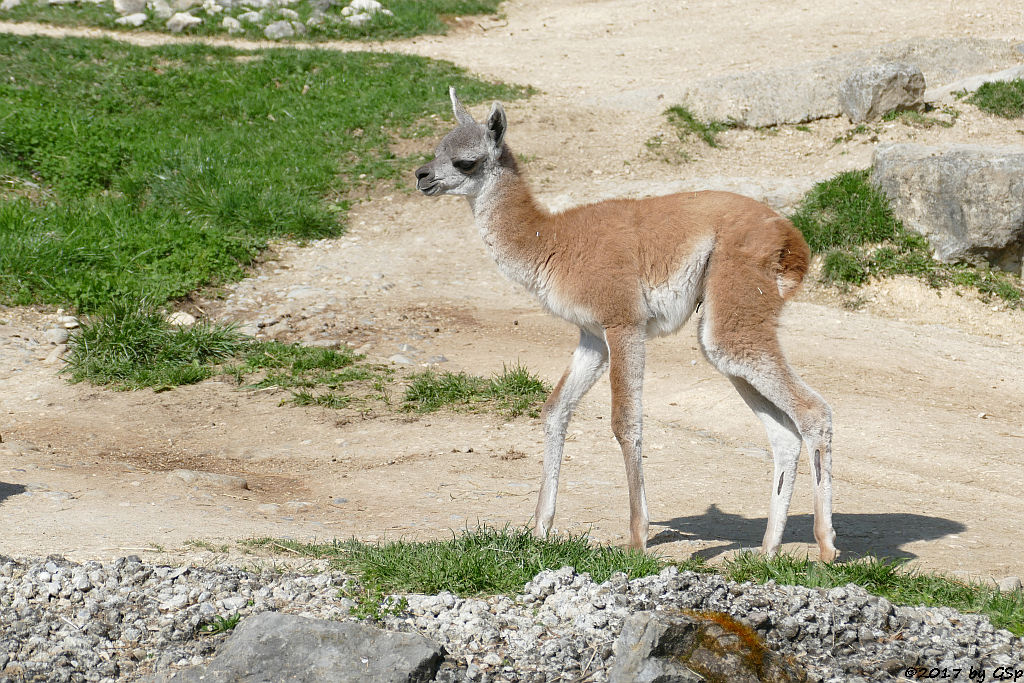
[838,62,925,122]
[872,143,1024,274]
[610,609,810,683]
[149,611,445,683]
[671,37,1023,127]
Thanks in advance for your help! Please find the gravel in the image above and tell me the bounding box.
[1,555,1021,682]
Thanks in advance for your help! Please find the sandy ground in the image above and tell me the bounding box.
[2,0,1024,582]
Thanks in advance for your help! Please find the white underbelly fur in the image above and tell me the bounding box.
[643,237,714,338]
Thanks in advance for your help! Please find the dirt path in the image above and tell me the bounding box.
[2,1,1024,581]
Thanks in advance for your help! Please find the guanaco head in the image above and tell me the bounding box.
[414,87,509,198]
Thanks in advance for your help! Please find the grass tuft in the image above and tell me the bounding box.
[403,363,549,417]
[665,105,735,148]
[967,79,1024,119]
[789,170,901,253]
[724,552,1024,636]
[197,612,243,636]
[63,299,246,389]
[249,525,671,596]
[63,301,395,403]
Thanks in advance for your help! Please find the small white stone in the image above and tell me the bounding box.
[278,7,297,19]
[997,576,1022,593]
[43,345,67,365]
[347,0,381,12]
[115,12,148,26]
[345,12,371,26]
[220,595,247,611]
[237,9,261,21]
[0,0,23,9]
[149,0,173,18]
[263,19,294,39]
[113,0,145,13]
[166,11,202,31]
[43,328,70,345]
[166,311,196,326]
[221,15,242,32]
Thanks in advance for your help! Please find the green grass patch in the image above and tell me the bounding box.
[0,34,526,312]
[247,529,1021,635]
[967,79,1024,118]
[63,299,247,390]
[63,300,393,406]
[249,525,671,596]
[403,363,549,417]
[665,105,735,148]
[789,170,1024,306]
[724,552,1024,636]
[63,303,552,417]
[0,0,502,42]
[197,612,243,636]
[881,106,959,128]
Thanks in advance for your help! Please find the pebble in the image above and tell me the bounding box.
[114,11,148,25]
[167,311,197,327]
[997,576,1022,593]
[42,328,69,345]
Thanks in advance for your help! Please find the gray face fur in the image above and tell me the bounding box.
[415,87,507,198]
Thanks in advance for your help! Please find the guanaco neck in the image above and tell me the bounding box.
[467,146,551,289]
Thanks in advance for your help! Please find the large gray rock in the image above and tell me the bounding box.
[872,143,1024,274]
[610,610,809,683]
[153,612,445,682]
[674,38,1023,127]
[839,62,925,122]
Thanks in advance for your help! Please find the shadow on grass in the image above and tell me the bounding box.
[649,503,965,562]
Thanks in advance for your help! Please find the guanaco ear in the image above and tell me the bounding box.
[486,101,507,153]
[449,87,475,126]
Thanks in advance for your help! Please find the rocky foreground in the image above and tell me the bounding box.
[1,554,1022,682]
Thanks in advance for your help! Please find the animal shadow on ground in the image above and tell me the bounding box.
[0,482,28,506]
[651,504,966,562]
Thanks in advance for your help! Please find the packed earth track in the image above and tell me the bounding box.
[2,0,1024,589]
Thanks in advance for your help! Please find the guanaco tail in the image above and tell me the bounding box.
[414,88,837,562]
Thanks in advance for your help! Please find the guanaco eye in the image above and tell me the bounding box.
[453,158,479,173]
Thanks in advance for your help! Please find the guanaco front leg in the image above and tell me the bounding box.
[605,325,649,550]
[535,328,609,539]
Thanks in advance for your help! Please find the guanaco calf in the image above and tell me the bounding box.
[414,89,837,562]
